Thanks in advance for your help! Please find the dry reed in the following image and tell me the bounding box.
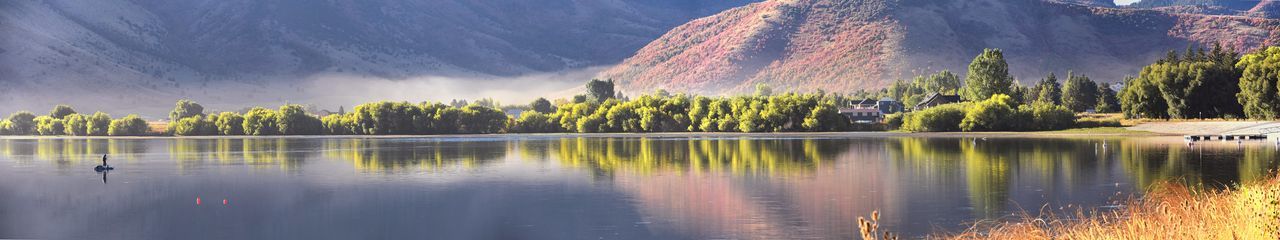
[933,174,1280,240]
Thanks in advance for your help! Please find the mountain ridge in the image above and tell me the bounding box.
[598,0,1280,95]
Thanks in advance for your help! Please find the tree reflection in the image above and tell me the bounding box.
[536,137,852,177]
[0,139,147,167]
[322,139,508,173]
[166,138,315,171]
[885,137,1280,219]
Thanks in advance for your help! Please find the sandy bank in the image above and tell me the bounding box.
[1127,121,1280,135]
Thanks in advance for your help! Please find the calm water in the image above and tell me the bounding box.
[0,135,1276,239]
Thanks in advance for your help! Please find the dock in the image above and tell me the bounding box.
[1185,126,1280,143]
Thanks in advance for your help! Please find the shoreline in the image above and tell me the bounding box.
[0,127,1174,140]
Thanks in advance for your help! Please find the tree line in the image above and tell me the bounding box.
[0,106,149,136]
[0,79,855,136]
[867,48,1115,132]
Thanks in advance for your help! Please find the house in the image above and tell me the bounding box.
[913,93,962,111]
[876,98,904,114]
[839,98,903,123]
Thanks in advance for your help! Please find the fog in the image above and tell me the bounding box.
[295,66,607,111]
[0,67,608,119]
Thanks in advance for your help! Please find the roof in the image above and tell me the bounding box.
[879,97,896,102]
[914,93,962,109]
[853,98,877,105]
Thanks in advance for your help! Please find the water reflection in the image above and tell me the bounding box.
[0,136,1275,239]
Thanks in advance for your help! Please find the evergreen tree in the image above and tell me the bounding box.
[1061,71,1099,112]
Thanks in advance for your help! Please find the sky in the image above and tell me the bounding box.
[1114,0,1141,5]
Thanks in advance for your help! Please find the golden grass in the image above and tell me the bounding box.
[932,174,1280,240]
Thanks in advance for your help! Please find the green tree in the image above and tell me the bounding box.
[171,117,216,136]
[923,70,962,94]
[802,104,850,132]
[962,49,1014,101]
[86,112,111,136]
[1095,84,1120,113]
[277,104,323,135]
[1060,71,1099,112]
[49,105,77,119]
[62,114,88,136]
[242,107,280,135]
[1120,75,1168,119]
[169,99,205,121]
[320,114,352,135]
[458,105,508,134]
[1033,72,1062,105]
[586,79,616,102]
[512,112,560,133]
[108,115,150,136]
[1125,48,1242,119]
[0,120,10,135]
[5,112,37,135]
[530,98,555,114]
[34,116,64,136]
[214,112,245,135]
[1236,46,1280,119]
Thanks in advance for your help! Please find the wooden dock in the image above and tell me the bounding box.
[1184,134,1269,142]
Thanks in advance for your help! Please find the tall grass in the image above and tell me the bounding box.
[933,174,1280,240]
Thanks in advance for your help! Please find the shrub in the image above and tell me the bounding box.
[512,112,560,133]
[108,115,150,136]
[34,116,65,136]
[321,114,351,135]
[960,94,1019,132]
[171,116,216,136]
[277,104,323,135]
[169,99,205,121]
[213,112,245,135]
[458,105,507,134]
[884,113,905,130]
[1026,103,1076,131]
[86,112,111,136]
[902,103,967,132]
[802,104,851,132]
[242,107,280,135]
[49,105,76,119]
[62,114,88,136]
[5,112,37,135]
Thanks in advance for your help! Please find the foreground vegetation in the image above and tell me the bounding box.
[928,174,1280,240]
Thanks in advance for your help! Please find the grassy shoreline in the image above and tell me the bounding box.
[931,174,1280,240]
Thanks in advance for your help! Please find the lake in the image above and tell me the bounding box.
[0,135,1275,239]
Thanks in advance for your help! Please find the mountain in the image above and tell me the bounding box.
[0,0,751,116]
[598,0,1280,95]
[1127,0,1261,10]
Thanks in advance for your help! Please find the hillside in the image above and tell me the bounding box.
[598,0,1280,95]
[0,0,751,116]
